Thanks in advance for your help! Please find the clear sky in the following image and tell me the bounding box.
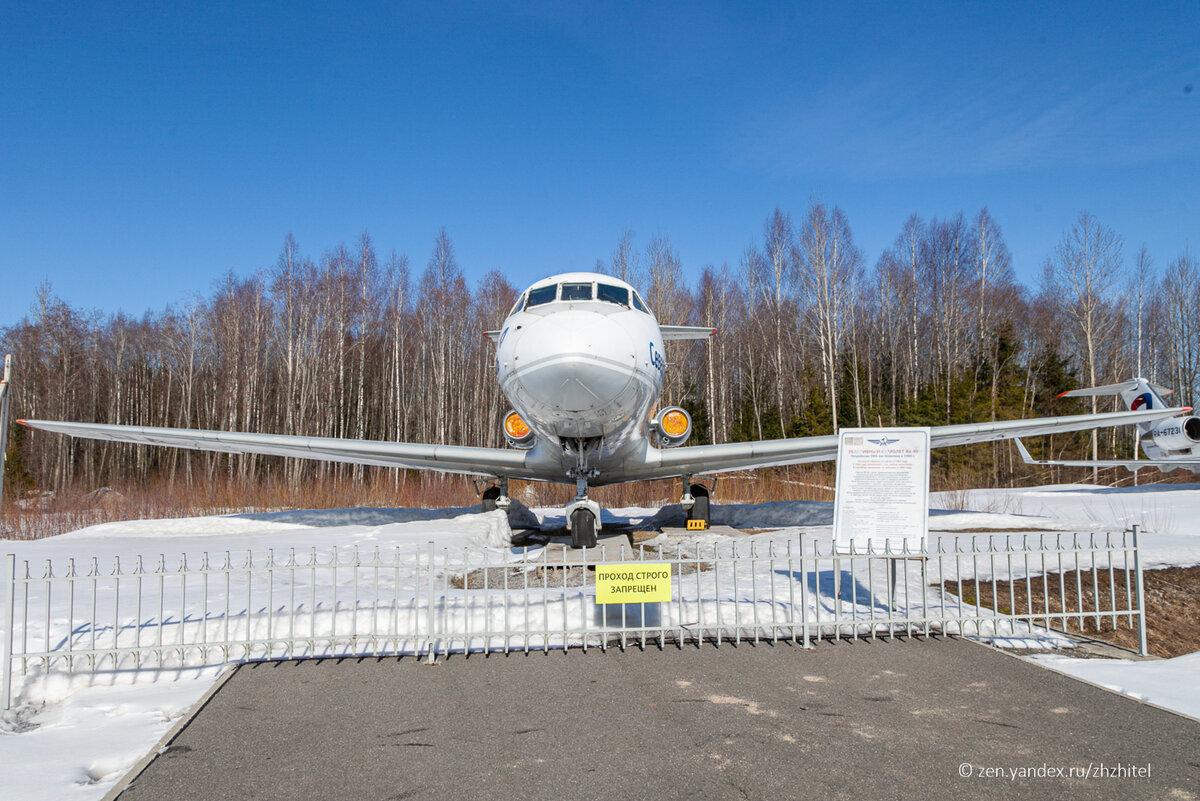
[2,2,1197,326]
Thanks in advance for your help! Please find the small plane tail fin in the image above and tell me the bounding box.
[1059,377,1175,433]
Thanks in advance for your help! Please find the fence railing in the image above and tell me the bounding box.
[1,527,1147,710]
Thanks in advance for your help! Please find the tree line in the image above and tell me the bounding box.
[4,205,1197,497]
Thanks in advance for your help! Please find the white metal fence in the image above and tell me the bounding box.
[1,528,1148,710]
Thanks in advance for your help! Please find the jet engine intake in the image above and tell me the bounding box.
[1148,416,1200,452]
[503,410,536,449]
[650,406,692,447]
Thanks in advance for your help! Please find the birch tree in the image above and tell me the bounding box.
[1042,212,1127,478]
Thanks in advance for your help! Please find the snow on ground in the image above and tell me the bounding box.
[2,667,224,799]
[2,482,1199,800]
[1028,652,1200,722]
[928,483,1200,569]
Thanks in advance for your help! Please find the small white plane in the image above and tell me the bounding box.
[21,272,1186,547]
[1015,376,1200,474]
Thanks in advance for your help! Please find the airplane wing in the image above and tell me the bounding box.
[22,406,1186,485]
[633,406,1187,480]
[1012,438,1200,472]
[17,420,539,479]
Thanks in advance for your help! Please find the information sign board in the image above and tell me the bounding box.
[832,427,930,554]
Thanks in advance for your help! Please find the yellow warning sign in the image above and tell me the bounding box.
[594,563,672,604]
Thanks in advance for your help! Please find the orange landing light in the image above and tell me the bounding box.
[662,409,690,437]
[504,412,531,439]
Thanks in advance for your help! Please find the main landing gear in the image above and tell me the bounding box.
[480,477,511,513]
[681,475,711,529]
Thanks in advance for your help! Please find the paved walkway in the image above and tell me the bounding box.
[117,637,1200,801]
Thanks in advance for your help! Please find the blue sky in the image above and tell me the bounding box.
[2,2,1197,325]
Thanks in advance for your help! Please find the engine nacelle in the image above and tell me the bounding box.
[503,410,536,449]
[649,406,692,447]
[1148,416,1200,452]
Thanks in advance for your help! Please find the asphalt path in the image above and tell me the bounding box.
[117,637,1200,801]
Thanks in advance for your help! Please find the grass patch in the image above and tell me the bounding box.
[941,565,1200,658]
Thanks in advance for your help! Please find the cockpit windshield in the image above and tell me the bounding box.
[597,283,629,306]
[523,281,646,311]
[526,285,557,308]
[560,282,593,301]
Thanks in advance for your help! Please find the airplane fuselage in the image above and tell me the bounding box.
[494,272,665,486]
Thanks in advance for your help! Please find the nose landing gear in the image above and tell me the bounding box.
[568,503,599,549]
[565,438,601,549]
[565,474,601,549]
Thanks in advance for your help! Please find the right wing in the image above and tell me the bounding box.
[629,406,1186,480]
[1013,438,1200,473]
[18,420,540,479]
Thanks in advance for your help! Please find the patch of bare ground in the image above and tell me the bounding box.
[932,527,1058,534]
[451,542,713,590]
[941,565,1200,658]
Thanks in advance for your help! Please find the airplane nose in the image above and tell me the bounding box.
[513,311,637,413]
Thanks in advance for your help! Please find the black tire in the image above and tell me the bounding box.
[570,508,598,549]
[687,483,710,524]
[481,486,502,513]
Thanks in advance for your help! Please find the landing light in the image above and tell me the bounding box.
[504,412,530,439]
[661,409,690,438]
[651,406,692,447]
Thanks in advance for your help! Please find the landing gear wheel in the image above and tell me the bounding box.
[687,483,710,525]
[481,486,501,513]
[570,508,598,549]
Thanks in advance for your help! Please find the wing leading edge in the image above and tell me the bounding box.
[631,406,1187,481]
[18,420,537,479]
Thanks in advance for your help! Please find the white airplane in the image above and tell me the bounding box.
[20,272,1186,548]
[1015,376,1200,474]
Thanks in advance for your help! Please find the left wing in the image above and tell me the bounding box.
[629,406,1186,480]
[18,420,540,479]
[1013,438,1200,473]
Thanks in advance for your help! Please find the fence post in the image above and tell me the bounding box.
[2,553,15,710]
[425,541,437,664]
[1131,525,1148,657]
